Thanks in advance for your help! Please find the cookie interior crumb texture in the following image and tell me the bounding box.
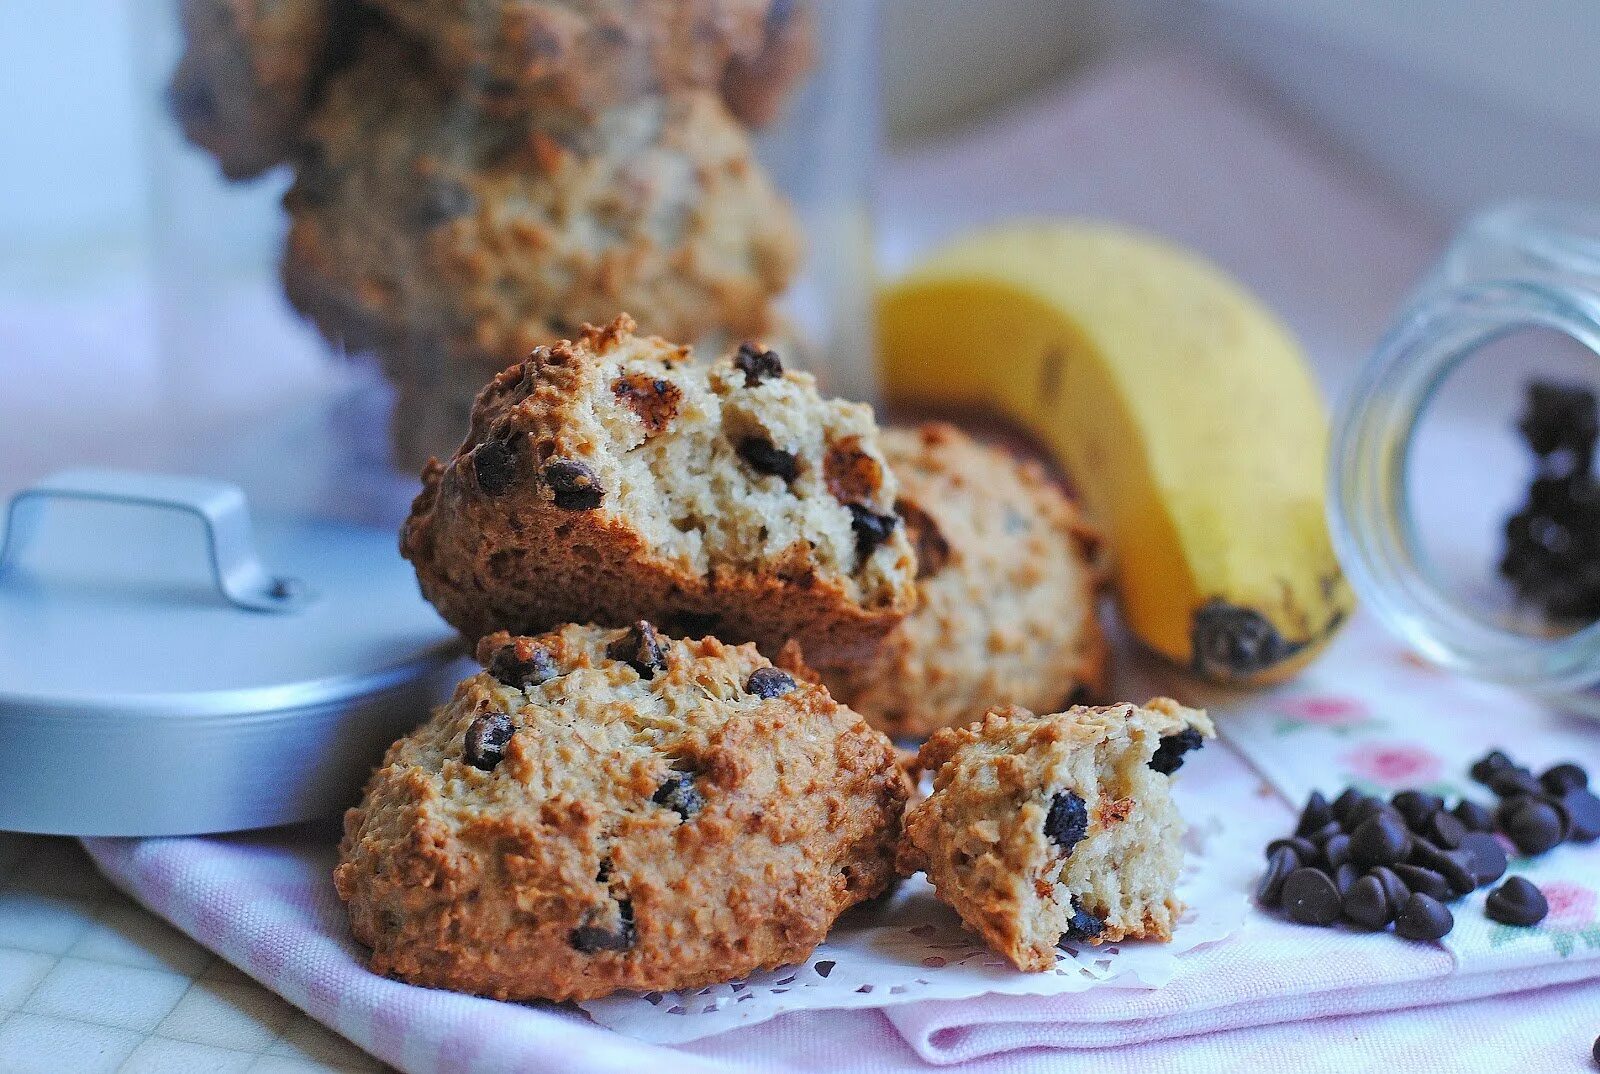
[335,623,910,1002]
[816,422,1108,738]
[402,316,918,661]
[898,700,1214,972]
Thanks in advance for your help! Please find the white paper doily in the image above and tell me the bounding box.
[579,784,1254,1043]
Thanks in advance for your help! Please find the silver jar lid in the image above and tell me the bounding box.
[0,469,465,836]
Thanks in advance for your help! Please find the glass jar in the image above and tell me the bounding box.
[1331,201,1600,713]
[9,2,878,523]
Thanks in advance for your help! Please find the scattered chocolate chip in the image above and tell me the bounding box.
[1457,831,1509,887]
[1295,791,1334,837]
[1391,790,1444,831]
[1503,797,1566,856]
[1519,380,1598,459]
[823,437,884,506]
[472,438,519,495]
[848,504,899,562]
[1061,899,1104,943]
[1149,728,1206,776]
[1489,768,1544,798]
[608,621,668,678]
[1470,750,1517,784]
[652,771,702,819]
[1321,833,1352,870]
[464,711,514,772]
[1189,600,1303,681]
[1485,876,1549,927]
[1394,864,1452,902]
[1453,798,1497,834]
[543,458,603,509]
[746,667,796,699]
[570,901,636,953]
[1333,863,1359,896]
[736,435,799,481]
[1343,873,1394,929]
[1266,836,1319,863]
[1394,892,1453,942]
[1331,787,1370,825]
[1563,788,1600,842]
[1350,813,1412,867]
[1368,866,1410,913]
[486,640,558,689]
[1281,868,1342,926]
[733,342,783,386]
[1423,810,1467,850]
[1045,791,1089,852]
[1542,762,1589,795]
[612,373,682,434]
[1347,798,1401,831]
[1256,846,1299,907]
[1309,820,1344,843]
[898,500,951,580]
[1408,838,1473,897]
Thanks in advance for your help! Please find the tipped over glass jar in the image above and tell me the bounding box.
[1331,202,1600,715]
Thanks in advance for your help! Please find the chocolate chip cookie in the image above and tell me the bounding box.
[335,622,909,1001]
[280,28,801,370]
[401,316,918,662]
[898,700,1214,972]
[815,423,1107,739]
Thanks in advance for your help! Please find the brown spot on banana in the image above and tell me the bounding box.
[1189,599,1347,684]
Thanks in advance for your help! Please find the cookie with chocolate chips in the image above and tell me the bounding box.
[814,423,1107,738]
[335,622,909,1002]
[401,317,918,663]
[897,700,1213,972]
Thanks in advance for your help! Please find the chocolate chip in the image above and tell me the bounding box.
[746,667,796,699]
[486,641,557,689]
[1307,820,1345,845]
[1423,810,1467,850]
[612,373,682,434]
[1489,768,1544,798]
[543,458,603,509]
[1350,813,1412,867]
[1060,899,1104,943]
[1267,836,1319,863]
[1542,762,1589,795]
[1518,380,1598,459]
[464,711,513,771]
[1295,791,1334,837]
[848,504,899,562]
[1320,833,1352,870]
[1331,787,1372,826]
[1281,868,1342,926]
[1368,866,1411,912]
[733,342,783,386]
[1256,846,1299,907]
[570,901,636,953]
[1470,749,1517,784]
[736,435,798,481]
[1562,788,1600,842]
[1452,799,1496,833]
[899,500,951,579]
[652,771,702,819]
[1503,797,1566,855]
[1333,862,1359,896]
[1457,831,1509,887]
[1436,850,1479,898]
[1485,876,1549,926]
[472,438,518,495]
[1391,790,1444,831]
[1347,798,1401,831]
[1394,892,1453,942]
[1045,791,1088,852]
[1149,728,1205,775]
[1394,864,1452,902]
[608,621,668,678]
[1342,873,1394,929]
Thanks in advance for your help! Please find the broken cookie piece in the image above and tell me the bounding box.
[897,699,1214,972]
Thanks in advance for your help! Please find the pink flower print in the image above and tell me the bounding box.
[1541,882,1597,930]
[1341,742,1443,788]
[1277,695,1369,727]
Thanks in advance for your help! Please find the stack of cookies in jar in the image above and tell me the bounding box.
[170,0,812,468]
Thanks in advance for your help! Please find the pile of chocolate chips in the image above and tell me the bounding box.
[1501,380,1600,620]
[1256,750,1598,941]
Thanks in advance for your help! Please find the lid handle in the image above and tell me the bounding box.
[0,469,310,614]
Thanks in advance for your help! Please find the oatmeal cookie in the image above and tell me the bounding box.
[401,317,918,661]
[281,30,801,368]
[168,0,354,180]
[898,700,1214,972]
[370,0,775,114]
[335,622,909,1001]
[816,423,1106,738]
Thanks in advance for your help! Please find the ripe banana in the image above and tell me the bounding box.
[876,222,1351,685]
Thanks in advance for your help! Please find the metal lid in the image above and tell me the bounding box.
[0,469,465,836]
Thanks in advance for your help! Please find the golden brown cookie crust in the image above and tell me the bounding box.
[898,701,1213,972]
[335,622,909,1001]
[401,316,918,662]
[817,423,1107,739]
